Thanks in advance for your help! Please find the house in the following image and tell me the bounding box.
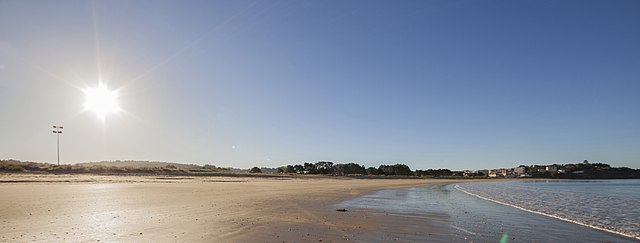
[487,168,510,177]
[487,169,499,177]
[533,165,547,173]
[545,165,558,173]
[513,166,526,175]
[466,170,489,177]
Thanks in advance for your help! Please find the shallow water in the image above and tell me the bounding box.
[338,182,639,242]
[457,180,640,240]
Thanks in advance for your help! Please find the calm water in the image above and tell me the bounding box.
[338,180,639,242]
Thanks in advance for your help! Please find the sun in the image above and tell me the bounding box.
[83,83,120,119]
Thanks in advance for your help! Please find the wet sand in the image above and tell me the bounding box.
[339,183,640,243]
[0,174,459,242]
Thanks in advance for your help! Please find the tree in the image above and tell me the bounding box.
[591,163,610,168]
[335,163,366,175]
[394,164,413,175]
[378,164,412,176]
[315,161,335,174]
[293,164,304,174]
[366,167,380,175]
[284,165,295,173]
[249,167,262,173]
[303,162,318,174]
[415,169,452,177]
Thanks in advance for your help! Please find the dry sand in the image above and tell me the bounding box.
[0,174,460,242]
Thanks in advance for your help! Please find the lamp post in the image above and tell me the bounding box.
[52,125,63,166]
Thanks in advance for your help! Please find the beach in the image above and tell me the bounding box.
[0,174,458,242]
[3,175,637,242]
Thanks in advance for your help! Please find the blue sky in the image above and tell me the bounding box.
[0,0,639,170]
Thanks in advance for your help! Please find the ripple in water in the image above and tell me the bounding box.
[456,180,640,240]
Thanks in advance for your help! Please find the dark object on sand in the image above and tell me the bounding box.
[336,208,347,212]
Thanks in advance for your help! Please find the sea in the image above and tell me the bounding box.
[337,179,640,242]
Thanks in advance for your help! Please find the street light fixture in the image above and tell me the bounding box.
[52,125,63,166]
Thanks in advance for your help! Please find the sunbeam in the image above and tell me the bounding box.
[92,0,104,83]
[119,0,262,91]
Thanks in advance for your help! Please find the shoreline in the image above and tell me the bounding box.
[0,175,460,242]
[4,174,635,242]
[336,181,639,242]
[0,173,471,183]
[454,183,640,240]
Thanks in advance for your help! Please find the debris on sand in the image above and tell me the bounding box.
[335,208,347,212]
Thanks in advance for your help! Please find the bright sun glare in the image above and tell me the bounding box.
[84,83,120,119]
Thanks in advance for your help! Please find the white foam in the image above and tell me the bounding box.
[454,184,640,240]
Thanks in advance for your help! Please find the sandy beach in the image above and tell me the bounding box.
[0,174,459,242]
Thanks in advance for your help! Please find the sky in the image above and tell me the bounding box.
[1,0,639,170]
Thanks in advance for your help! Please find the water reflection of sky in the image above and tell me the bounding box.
[514,179,640,199]
[338,184,638,242]
[338,186,450,215]
[459,180,640,240]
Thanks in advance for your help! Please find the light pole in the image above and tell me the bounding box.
[52,125,63,166]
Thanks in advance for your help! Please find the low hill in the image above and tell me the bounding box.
[0,159,286,178]
[76,160,203,170]
[0,159,218,175]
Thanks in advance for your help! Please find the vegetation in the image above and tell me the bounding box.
[249,167,262,173]
[0,159,274,177]
[277,162,413,176]
[525,162,640,179]
[377,164,412,176]
[414,169,453,177]
[2,159,638,179]
[366,167,380,175]
[0,159,195,175]
[335,163,366,175]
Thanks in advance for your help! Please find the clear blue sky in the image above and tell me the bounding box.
[1,0,639,170]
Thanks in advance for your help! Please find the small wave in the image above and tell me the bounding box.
[454,184,640,240]
[450,225,477,236]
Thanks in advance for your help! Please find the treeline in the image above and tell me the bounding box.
[527,162,640,179]
[277,161,453,177]
[414,169,455,177]
[554,167,640,179]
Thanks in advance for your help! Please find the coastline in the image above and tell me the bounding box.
[4,174,636,242]
[0,174,461,242]
[454,183,640,241]
[337,181,639,243]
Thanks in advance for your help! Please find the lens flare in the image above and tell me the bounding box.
[84,83,120,119]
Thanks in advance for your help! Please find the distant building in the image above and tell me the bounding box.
[487,168,511,177]
[533,165,547,173]
[545,165,558,173]
[514,166,526,175]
